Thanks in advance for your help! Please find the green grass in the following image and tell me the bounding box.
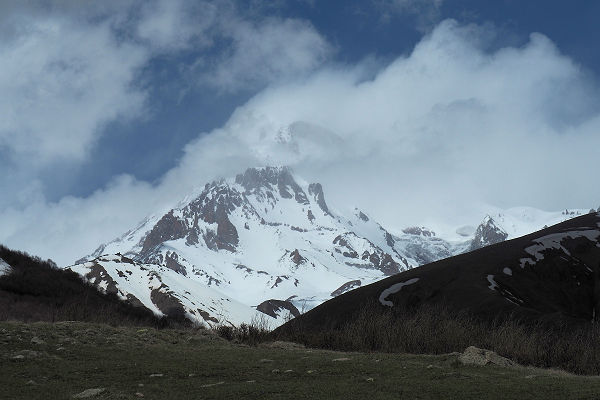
[2,321,600,400]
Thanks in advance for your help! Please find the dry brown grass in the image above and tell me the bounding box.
[275,301,600,375]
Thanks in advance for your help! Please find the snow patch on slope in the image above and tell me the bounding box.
[0,257,11,277]
[379,278,420,307]
[487,275,499,291]
[519,230,600,268]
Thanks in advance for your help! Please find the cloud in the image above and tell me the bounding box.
[202,17,331,91]
[0,0,332,262]
[2,18,600,265]
[0,175,164,265]
[171,19,600,231]
[0,0,330,167]
[0,12,147,163]
[375,0,444,30]
[136,0,218,51]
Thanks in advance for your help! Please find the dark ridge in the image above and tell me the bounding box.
[278,213,600,333]
[331,280,361,297]
[0,245,188,328]
[274,214,600,374]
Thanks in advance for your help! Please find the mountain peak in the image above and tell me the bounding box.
[235,166,310,206]
[470,215,508,250]
[235,166,291,190]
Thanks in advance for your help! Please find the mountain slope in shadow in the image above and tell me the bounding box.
[279,213,600,333]
[0,245,186,327]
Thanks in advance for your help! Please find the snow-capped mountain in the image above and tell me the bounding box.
[69,254,261,326]
[470,216,508,250]
[65,166,594,327]
[68,167,427,326]
[467,207,592,250]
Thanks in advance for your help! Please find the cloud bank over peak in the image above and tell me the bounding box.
[1,17,600,265]
[161,19,600,233]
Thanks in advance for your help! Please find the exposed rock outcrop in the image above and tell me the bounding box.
[331,280,361,297]
[458,346,516,367]
[256,299,300,319]
[402,226,435,237]
[308,183,330,215]
[470,216,508,250]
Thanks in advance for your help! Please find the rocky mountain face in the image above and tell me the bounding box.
[470,216,508,250]
[68,167,428,326]
[66,166,592,327]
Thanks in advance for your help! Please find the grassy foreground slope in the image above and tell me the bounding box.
[2,321,600,400]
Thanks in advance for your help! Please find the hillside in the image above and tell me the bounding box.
[279,212,600,333]
[0,245,182,327]
[2,320,600,400]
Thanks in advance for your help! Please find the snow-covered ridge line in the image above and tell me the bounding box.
[68,166,596,326]
[68,254,274,327]
[481,207,593,241]
[68,167,422,326]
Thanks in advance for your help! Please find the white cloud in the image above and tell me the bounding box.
[0,175,164,265]
[376,0,444,31]
[136,0,218,51]
[2,18,600,265]
[0,0,333,263]
[171,19,600,232]
[0,13,147,162]
[0,0,331,167]
[202,17,332,91]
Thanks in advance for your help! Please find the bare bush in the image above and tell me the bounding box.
[275,301,600,375]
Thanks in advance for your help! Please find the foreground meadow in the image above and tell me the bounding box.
[2,321,600,399]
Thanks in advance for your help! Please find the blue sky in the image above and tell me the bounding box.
[1,0,600,263]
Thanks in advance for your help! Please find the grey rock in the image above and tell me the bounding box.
[31,336,45,345]
[72,388,106,398]
[458,346,515,367]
